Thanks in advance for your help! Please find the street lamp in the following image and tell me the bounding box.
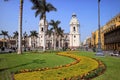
[96,0,104,56]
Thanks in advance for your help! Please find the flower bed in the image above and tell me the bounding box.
[14,51,105,80]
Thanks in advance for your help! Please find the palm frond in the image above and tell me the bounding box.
[56,21,61,25]
[30,0,57,19]
[46,3,57,12]
[30,30,38,38]
[35,10,41,17]
[1,30,8,36]
[13,31,18,38]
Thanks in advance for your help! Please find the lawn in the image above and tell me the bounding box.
[0,52,75,80]
[14,52,99,80]
[0,51,120,80]
[74,51,120,80]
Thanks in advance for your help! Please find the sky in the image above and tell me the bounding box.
[0,0,120,42]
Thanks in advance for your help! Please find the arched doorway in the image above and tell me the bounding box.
[56,41,59,48]
[48,42,51,49]
[65,42,68,49]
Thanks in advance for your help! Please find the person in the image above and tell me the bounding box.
[1,47,5,51]
[113,49,116,54]
[92,46,96,52]
[119,51,120,55]
[86,47,88,51]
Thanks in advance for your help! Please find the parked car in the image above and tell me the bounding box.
[110,50,120,56]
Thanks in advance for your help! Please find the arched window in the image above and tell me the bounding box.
[41,28,43,32]
[73,27,76,31]
[74,35,76,38]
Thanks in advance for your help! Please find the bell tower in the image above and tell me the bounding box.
[69,13,80,49]
[39,18,48,47]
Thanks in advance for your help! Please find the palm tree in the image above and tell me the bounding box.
[4,0,24,54]
[29,30,38,48]
[31,0,57,51]
[46,28,53,37]
[0,30,9,48]
[57,27,64,49]
[18,0,23,54]
[49,20,61,51]
[13,31,18,48]
[46,28,53,49]
[23,31,27,51]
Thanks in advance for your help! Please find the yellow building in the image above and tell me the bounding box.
[104,13,120,51]
[91,26,104,50]
[86,37,92,48]
[91,13,120,51]
[91,30,98,48]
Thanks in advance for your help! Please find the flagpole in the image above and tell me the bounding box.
[96,0,104,56]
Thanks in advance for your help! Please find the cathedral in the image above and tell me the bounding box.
[29,13,81,49]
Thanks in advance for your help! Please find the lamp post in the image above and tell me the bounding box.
[96,0,104,56]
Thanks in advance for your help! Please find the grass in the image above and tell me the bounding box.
[0,51,120,80]
[0,52,74,80]
[74,51,120,80]
[14,52,99,80]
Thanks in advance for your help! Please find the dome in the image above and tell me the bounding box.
[72,13,76,17]
[39,18,48,26]
[70,13,79,25]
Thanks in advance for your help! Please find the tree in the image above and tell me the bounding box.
[57,27,64,49]
[4,0,24,54]
[18,0,23,54]
[23,31,28,51]
[0,30,9,47]
[49,20,61,50]
[46,28,53,37]
[13,31,18,48]
[46,28,53,49]
[29,30,38,48]
[31,0,57,51]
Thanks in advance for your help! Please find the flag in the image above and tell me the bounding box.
[98,0,101,2]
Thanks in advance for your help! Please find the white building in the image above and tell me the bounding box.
[69,13,80,48]
[29,13,81,49]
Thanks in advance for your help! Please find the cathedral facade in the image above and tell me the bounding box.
[29,13,81,49]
